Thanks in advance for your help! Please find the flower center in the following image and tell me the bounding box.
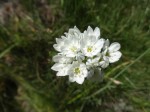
[70,46,77,52]
[87,46,93,52]
[74,67,80,74]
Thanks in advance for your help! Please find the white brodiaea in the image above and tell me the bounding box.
[61,34,81,58]
[81,34,105,57]
[65,26,81,38]
[101,39,122,64]
[53,36,66,52]
[69,62,88,84]
[53,26,82,58]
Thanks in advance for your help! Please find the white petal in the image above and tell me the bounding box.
[53,55,61,62]
[51,63,63,71]
[83,69,88,77]
[95,38,105,48]
[99,60,109,68]
[56,64,71,76]
[75,77,84,84]
[109,42,121,52]
[61,36,66,40]
[55,38,59,43]
[87,26,93,34]
[76,52,85,62]
[53,44,60,51]
[69,76,75,82]
[66,53,76,57]
[57,70,67,76]
[53,38,64,52]
[110,51,122,58]
[99,56,109,68]
[94,27,100,38]
[53,54,72,63]
[109,51,122,63]
[74,26,80,32]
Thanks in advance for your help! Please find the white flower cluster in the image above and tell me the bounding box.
[51,26,122,84]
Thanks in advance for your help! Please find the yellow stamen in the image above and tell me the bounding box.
[87,46,93,52]
[70,46,77,52]
[74,67,80,74]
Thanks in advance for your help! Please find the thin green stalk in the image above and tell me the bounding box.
[105,61,131,78]
[0,44,16,58]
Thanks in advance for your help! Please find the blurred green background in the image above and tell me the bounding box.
[0,0,150,112]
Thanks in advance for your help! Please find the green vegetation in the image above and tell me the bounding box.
[0,0,150,112]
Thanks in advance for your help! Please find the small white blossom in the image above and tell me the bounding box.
[103,39,122,63]
[69,62,88,84]
[61,35,81,58]
[65,26,81,37]
[53,36,66,52]
[81,33,105,57]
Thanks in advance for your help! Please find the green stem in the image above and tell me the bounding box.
[0,44,16,58]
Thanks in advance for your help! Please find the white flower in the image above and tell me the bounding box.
[81,34,105,57]
[65,26,81,37]
[61,35,81,58]
[53,36,66,52]
[53,26,82,58]
[86,57,100,68]
[51,63,71,76]
[69,62,88,84]
[103,39,122,63]
[84,26,100,39]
